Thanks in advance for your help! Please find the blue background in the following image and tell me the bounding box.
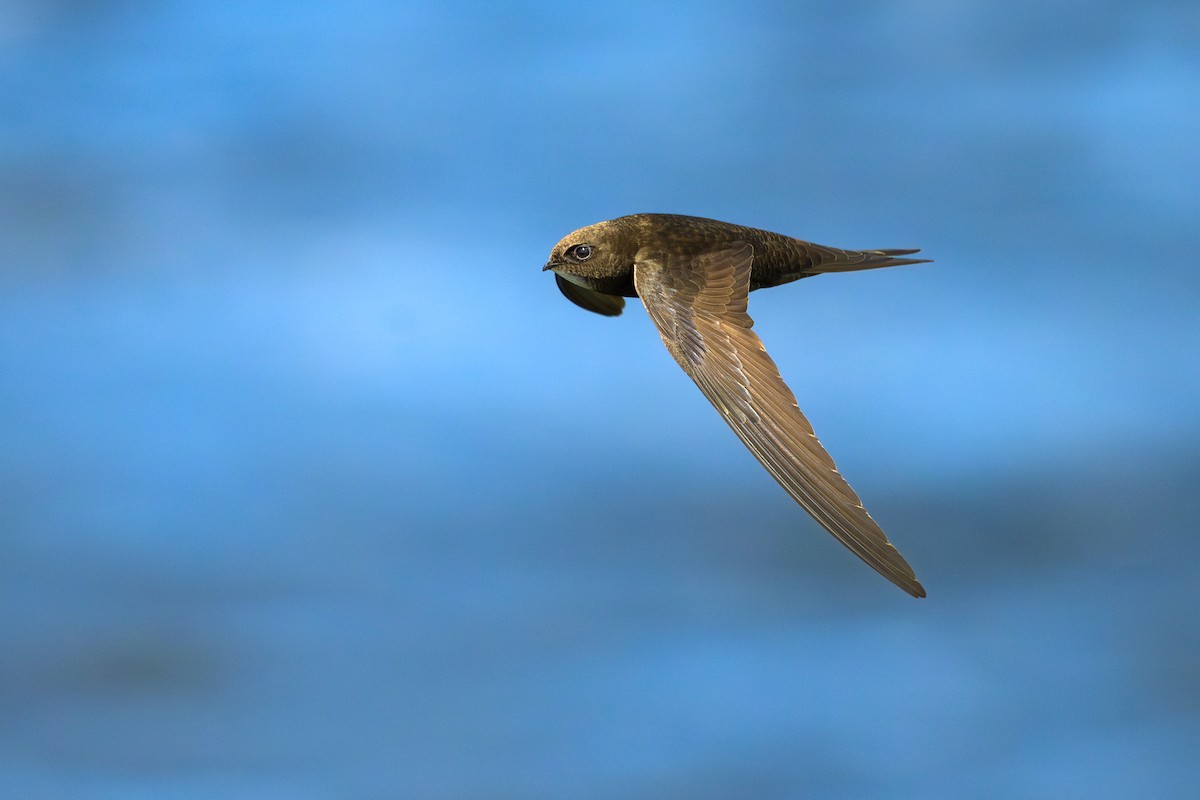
[2,2,1198,797]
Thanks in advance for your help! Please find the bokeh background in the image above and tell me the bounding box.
[2,1,1198,797]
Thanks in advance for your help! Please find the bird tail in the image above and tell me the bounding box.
[809,246,932,273]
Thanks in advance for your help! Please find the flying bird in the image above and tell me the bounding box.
[544,213,930,597]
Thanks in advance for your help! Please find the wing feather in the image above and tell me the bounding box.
[634,244,925,597]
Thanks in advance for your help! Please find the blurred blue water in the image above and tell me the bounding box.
[2,2,1198,798]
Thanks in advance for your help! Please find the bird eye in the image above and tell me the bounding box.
[570,244,593,261]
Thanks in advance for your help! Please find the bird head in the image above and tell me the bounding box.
[542,220,635,280]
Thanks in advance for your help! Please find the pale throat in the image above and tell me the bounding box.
[554,270,597,290]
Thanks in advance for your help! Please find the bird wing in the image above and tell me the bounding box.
[633,243,925,597]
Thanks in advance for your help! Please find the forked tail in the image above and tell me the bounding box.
[810,246,932,272]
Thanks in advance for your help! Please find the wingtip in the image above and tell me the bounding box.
[873,543,926,598]
[881,567,926,598]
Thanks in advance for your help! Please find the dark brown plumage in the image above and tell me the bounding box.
[543,213,930,597]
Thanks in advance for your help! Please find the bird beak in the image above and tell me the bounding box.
[542,260,559,272]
